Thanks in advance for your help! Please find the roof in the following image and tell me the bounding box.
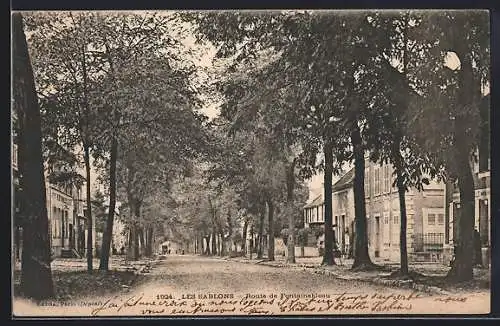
[332,167,355,192]
[304,194,324,209]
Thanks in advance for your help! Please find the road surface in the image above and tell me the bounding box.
[14,255,490,316]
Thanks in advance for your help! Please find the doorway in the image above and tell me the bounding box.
[479,199,489,246]
[375,216,380,258]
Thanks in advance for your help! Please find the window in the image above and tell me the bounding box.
[12,144,18,169]
[437,214,444,225]
[63,210,68,238]
[374,167,380,195]
[52,207,57,238]
[428,214,436,226]
[393,215,399,224]
[384,215,389,224]
[54,218,60,238]
[383,165,390,193]
[364,167,370,197]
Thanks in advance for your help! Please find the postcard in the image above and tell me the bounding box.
[12,9,491,317]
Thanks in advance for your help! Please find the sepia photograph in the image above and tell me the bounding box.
[11,9,491,317]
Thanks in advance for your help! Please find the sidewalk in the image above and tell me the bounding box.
[13,255,160,301]
[14,256,158,273]
[216,254,490,295]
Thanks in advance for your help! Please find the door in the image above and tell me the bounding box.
[341,215,346,253]
[375,216,380,258]
[69,224,74,249]
[479,199,489,246]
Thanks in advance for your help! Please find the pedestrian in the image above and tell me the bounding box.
[344,228,350,259]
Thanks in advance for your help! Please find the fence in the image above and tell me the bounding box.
[410,233,446,263]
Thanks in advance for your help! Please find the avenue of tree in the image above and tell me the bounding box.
[12,10,489,300]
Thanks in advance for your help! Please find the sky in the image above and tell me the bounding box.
[30,12,488,204]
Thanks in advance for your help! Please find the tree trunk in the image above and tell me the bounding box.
[286,159,297,263]
[128,201,141,261]
[447,125,475,281]
[83,144,93,272]
[267,199,275,261]
[127,225,134,253]
[197,234,202,254]
[257,209,264,259]
[445,47,477,282]
[322,141,335,265]
[447,153,475,282]
[203,236,210,255]
[397,12,409,276]
[220,232,226,256]
[301,246,305,258]
[139,226,146,257]
[13,13,54,300]
[145,226,154,257]
[99,136,118,271]
[396,163,409,275]
[211,232,217,256]
[351,125,375,270]
[133,224,139,260]
[242,220,248,254]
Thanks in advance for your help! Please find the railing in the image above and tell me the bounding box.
[412,233,445,252]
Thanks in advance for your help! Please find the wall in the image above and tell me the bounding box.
[332,188,355,254]
[364,159,446,262]
[46,184,74,257]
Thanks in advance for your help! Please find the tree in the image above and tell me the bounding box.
[12,12,55,300]
[188,11,486,273]
[364,10,488,281]
[87,12,187,270]
[407,11,489,282]
[26,12,107,272]
[361,11,445,276]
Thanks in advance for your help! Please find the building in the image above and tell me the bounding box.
[302,158,447,263]
[363,158,446,262]
[11,141,101,259]
[303,194,324,230]
[303,170,356,255]
[46,181,77,257]
[112,212,127,254]
[12,143,22,261]
[331,168,356,255]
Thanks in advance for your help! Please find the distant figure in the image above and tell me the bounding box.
[473,228,482,266]
[344,229,350,258]
[120,246,125,255]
